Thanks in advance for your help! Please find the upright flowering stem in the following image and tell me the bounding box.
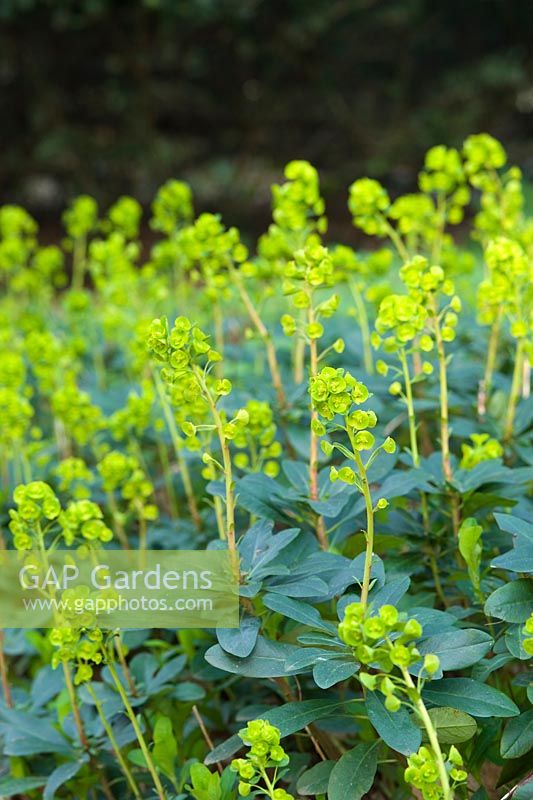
[483,308,503,403]
[152,369,202,530]
[400,667,453,800]
[194,367,240,581]
[293,313,306,384]
[231,267,287,408]
[107,660,167,800]
[431,303,460,536]
[432,308,452,484]
[398,348,420,465]
[308,307,327,550]
[352,450,374,606]
[348,279,373,375]
[87,683,143,800]
[504,337,526,442]
[62,661,89,750]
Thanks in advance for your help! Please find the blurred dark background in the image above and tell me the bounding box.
[2,0,533,235]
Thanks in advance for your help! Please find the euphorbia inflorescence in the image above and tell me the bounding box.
[231,720,292,800]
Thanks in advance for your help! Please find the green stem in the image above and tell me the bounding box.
[483,310,502,403]
[213,299,224,378]
[107,660,167,800]
[350,445,374,606]
[503,337,525,443]
[87,683,143,800]
[349,279,373,374]
[402,668,453,800]
[231,268,287,408]
[194,367,240,581]
[152,369,202,530]
[62,661,89,750]
[106,491,129,550]
[308,305,327,550]
[399,348,419,466]
[72,236,87,291]
[156,437,179,518]
[293,310,306,384]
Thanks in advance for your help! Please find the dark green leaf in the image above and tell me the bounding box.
[422,678,520,718]
[327,742,379,800]
[501,710,533,759]
[365,691,421,755]
[485,579,533,622]
[426,707,477,743]
[297,761,335,795]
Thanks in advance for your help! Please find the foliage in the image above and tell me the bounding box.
[0,133,532,800]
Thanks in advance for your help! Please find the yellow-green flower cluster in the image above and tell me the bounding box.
[54,457,94,499]
[59,500,113,546]
[272,160,326,234]
[105,196,142,240]
[309,366,370,422]
[463,134,507,190]
[180,213,248,299]
[89,232,140,289]
[232,400,281,477]
[459,433,503,470]
[339,603,439,680]
[98,450,158,521]
[281,243,339,341]
[25,330,79,394]
[339,602,440,710]
[147,316,219,374]
[109,381,155,441]
[405,745,467,800]
[348,178,390,235]
[480,237,532,337]
[150,179,194,234]
[62,195,99,241]
[0,387,33,457]
[256,160,326,276]
[418,145,469,224]
[51,377,104,446]
[50,626,104,685]
[399,256,461,342]
[373,294,430,351]
[9,481,61,550]
[231,720,291,799]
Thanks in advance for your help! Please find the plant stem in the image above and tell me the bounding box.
[482,310,502,405]
[194,367,240,581]
[62,661,89,750]
[503,337,525,443]
[231,269,287,408]
[433,312,451,483]
[107,660,167,800]
[352,448,374,606]
[156,436,179,518]
[152,369,202,530]
[399,348,419,465]
[308,308,327,550]
[293,310,306,384]
[106,491,129,550]
[213,299,224,378]
[348,278,373,374]
[72,235,87,291]
[87,683,143,800]
[208,459,226,542]
[402,668,453,800]
[431,300,460,536]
